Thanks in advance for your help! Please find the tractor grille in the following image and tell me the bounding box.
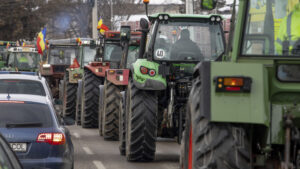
[52,65,67,73]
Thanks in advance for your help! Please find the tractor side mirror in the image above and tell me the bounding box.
[120,26,131,43]
[200,0,217,10]
[140,18,149,30]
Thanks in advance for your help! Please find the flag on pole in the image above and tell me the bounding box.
[36,28,47,55]
[97,19,109,35]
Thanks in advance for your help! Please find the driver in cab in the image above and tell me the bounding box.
[170,29,203,60]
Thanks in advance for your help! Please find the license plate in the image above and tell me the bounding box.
[10,143,27,152]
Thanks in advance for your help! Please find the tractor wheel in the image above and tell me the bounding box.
[182,75,251,169]
[119,91,126,156]
[59,80,64,101]
[102,79,120,140]
[75,80,83,125]
[98,85,104,136]
[62,71,77,123]
[81,69,102,128]
[125,79,157,162]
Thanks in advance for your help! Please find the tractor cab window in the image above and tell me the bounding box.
[8,52,40,69]
[83,46,97,65]
[49,46,78,65]
[153,20,224,62]
[126,46,139,68]
[103,44,122,62]
[242,0,300,57]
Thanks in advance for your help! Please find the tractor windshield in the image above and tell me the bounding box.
[103,44,122,62]
[8,52,40,69]
[242,0,300,57]
[126,46,139,68]
[48,46,79,65]
[83,46,97,65]
[152,20,224,62]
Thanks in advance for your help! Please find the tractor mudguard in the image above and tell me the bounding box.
[84,62,110,77]
[106,69,130,86]
[195,61,269,126]
[131,59,166,90]
[67,68,84,84]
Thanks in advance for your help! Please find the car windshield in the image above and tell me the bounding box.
[0,80,46,96]
[242,0,300,56]
[126,46,139,68]
[0,103,52,128]
[49,46,78,65]
[152,20,224,61]
[103,43,122,62]
[83,46,96,65]
[8,52,40,69]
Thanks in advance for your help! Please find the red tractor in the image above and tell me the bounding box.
[79,31,123,128]
[99,27,141,143]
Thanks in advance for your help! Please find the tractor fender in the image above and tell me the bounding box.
[130,59,167,90]
[84,64,108,77]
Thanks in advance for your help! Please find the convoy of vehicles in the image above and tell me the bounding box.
[2,0,300,169]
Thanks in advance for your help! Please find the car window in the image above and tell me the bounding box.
[0,102,53,128]
[0,79,46,96]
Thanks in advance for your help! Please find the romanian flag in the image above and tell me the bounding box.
[37,28,46,55]
[97,19,109,35]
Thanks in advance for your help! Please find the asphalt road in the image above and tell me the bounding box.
[67,125,180,169]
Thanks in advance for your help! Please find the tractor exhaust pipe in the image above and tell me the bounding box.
[138,18,149,59]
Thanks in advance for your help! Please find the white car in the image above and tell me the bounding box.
[0,72,53,101]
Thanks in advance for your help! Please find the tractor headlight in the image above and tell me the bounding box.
[210,16,216,22]
[159,15,164,20]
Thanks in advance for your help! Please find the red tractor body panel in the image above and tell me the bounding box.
[106,69,130,86]
[84,62,110,77]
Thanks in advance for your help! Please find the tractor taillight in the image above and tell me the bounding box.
[215,76,252,93]
[36,133,65,145]
[140,66,148,74]
[149,70,156,76]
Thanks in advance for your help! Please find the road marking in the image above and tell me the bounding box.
[72,132,80,138]
[93,161,106,169]
[83,146,94,155]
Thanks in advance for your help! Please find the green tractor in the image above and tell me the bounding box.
[182,0,300,169]
[99,27,141,142]
[4,46,40,72]
[62,38,100,124]
[121,8,225,161]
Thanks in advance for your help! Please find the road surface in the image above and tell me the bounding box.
[67,125,180,169]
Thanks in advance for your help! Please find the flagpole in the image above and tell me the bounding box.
[92,0,98,39]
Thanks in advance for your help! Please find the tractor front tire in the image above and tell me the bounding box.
[98,85,104,136]
[182,74,251,169]
[102,79,120,140]
[125,79,157,162]
[62,72,77,123]
[81,69,102,128]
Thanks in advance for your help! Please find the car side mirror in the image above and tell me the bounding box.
[200,0,217,10]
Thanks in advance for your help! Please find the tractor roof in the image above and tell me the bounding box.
[149,13,223,22]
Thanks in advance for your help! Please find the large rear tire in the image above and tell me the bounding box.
[125,79,157,162]
[62,71,77,123]
[75,80,83,125]
[81,69,102,128]
[182,75,251,169]
[119,91,126,156]
[102,79,120,140]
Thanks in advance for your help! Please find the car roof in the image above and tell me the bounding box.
[0,94,49,105]
[0,74,43,81]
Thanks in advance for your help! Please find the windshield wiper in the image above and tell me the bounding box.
[6,122,43,128]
